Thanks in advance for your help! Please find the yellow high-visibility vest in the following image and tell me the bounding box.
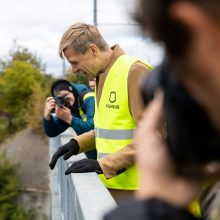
[188,199,201,218]
[94,54,151,190]
[79,91,94,121]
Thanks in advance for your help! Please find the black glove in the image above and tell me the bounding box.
[65,158,103,175]
[49,139,79,170]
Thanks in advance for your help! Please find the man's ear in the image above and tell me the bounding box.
[169,2,212,35]
[88,44,98,56]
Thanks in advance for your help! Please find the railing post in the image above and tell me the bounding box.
[49,136,62,220]
[49,128,117,220]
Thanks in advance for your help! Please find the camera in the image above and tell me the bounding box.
[54,95,69,108]
[141,59,220,166]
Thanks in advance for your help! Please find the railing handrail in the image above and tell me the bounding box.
[49,128,117,220]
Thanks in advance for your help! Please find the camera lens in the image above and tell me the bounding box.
[54,96,67,107]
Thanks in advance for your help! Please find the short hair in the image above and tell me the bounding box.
[135,0,220,59]
[59,23,109,58]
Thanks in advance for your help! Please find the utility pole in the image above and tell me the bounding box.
[62,0,97,76]
[62,58,66,76]
[93,0,97,27]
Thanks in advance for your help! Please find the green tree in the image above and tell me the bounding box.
[0,61,44,130]
[0,155,34,220]
[0,42,55,136]
[0,41,46,73]
[2,61,43,111]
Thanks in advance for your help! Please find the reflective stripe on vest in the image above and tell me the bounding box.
[98,152,110,159]
[94,54,151,190]
[95,128,134,140]
[83,91,94,101]
[79,108,87,121]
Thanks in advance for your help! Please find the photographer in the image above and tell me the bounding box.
[105,0,220,219]
[43,79,96,159]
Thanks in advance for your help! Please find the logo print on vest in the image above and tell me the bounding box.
[106,91,119,109]
[109,91,116,103]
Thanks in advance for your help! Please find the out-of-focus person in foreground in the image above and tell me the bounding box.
[105,0,220,219]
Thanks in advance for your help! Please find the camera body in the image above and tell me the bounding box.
[141,60,220,166]
[54,95,69,108]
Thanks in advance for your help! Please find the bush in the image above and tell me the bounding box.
[0,155,35,220]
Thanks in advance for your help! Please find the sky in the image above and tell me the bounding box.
[0,0,163,77]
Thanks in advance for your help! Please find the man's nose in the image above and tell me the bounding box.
[71,64,79,73]
[71,67,78,73]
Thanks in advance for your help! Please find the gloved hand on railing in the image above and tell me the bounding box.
[49,139,79,170]
[65,158,103,175]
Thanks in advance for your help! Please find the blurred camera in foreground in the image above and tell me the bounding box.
[141,59,220,168]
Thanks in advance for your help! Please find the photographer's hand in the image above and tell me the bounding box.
[65,159,103,175]
[44,97,56,120]
[49,139,79,170]
[55,106,73,124]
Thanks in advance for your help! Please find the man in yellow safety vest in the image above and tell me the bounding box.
[49,22,151,200]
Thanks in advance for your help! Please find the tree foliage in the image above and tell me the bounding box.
[0,43,53,138]
[0,155,34,220]
[0,43,51,219]
[1,61,43,115]
[0,41,46,73]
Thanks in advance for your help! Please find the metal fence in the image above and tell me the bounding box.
[49,128,117,220]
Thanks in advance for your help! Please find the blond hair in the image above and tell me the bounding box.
[59,23,109,58]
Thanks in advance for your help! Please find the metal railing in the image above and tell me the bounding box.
[49,128,117,220]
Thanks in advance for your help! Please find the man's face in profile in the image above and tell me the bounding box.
[63,47,101,81]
